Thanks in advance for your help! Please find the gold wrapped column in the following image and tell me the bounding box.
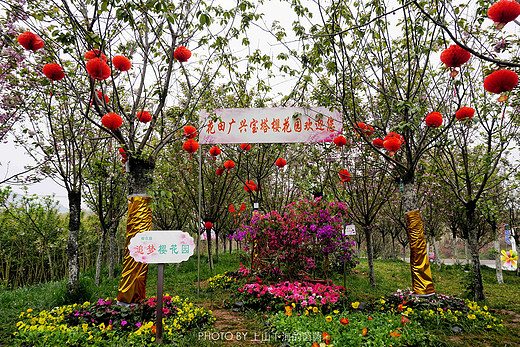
[406,210,435,296]
[117,196,151,304]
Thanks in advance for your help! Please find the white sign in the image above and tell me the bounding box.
[199,107,343,144]
[128,230,195,264]
[343,224,356,236]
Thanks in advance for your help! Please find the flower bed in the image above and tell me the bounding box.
[373,289,503,332]
[270,310,437,347]
[13,295,214,346]
[236,280,348,313]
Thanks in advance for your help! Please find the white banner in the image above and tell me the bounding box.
[199,107,342,144]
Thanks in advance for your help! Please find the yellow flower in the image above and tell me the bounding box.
[313,307,319,313]
[380,299,386,304]
[325,316,332,322]
[484,305,488,311]
[351,302,360,309]
[305,310,309,315]
[333,310,339,314]
[285,310,292,317]
[487,325,491,329]
[82,324,88,333]
[26,309,33,313]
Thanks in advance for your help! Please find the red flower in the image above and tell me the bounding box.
[174,46,192,62]
[275,158,287,169]
[339,169,351,183]
[440,45,471,68]
[362,327,368,336]
[368,317,373,320]
[455,107,475,121]
[322,332,331,345]
[372,138,384,147]
[228,204,235,213]
[112,55,132,71]
[204,221,213,229]
[425,111,443,128]
[488,0,520,29]
[137,111,152,123]
[183,125,197,139]
[85,49,107,62]
[401,316,410,326]
[340,318,349,325]
[86,58,111,81]
[101,113,123,130]
[239,203,246,211]
[224,160,235,170]
[151,325,156,334]
[183,139,199,154]
[240,143,251,150]
[43,63,65,81]
[17,31,44,52]
[333,135,347,147]
[216,167,225,176]
[209,146,221,156]
[484,69,518,95]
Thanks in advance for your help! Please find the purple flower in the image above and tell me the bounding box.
[121,321,127,326]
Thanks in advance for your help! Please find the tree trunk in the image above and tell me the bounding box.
[215,229,219,263]
[46,246,54,281]
[95,227,107,286]
[206,228,213,272]
[117,156,155,304]
[453,236,459,264]
[433,236,441,270]
[222,235,227,254]
[108,222,118,279]
[466,205,485,301]
[494,234,504,284]
[67,189,81,295]
[402,181,434,296]
[465,239,469,264]
[364,225,376,287]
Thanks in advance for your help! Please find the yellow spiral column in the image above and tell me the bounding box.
[406,210,435,296]
[117,196,151,304]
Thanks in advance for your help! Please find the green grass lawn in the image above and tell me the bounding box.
[2,252,519,346]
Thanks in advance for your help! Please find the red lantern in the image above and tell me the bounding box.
[216,167,225,176]
[425,112,443,128]
[372,138,384,147]
[94,90,109,104]
[239,203,246,211]
[101,113,123,130]
[119,147,127,159]
[17,31,44,52]
[209,146,221,156]
[42,63,65,81]
[440,45,471,77]
[228,204,235,213]
[224,160,235,170]
[240,143,251,150]
[488,0,520,29]
[204,221,213,230]
[183,139,199,155]
[484,69,518,101]
[275,158,287,169]
[137,111,152,123]
[338,169,351,183]
[86,58,111,81]
[85,49,107,62]
[354,122,367,135]
[244,180,257,193]
[112,55,131,71]
[383,132,403,153]
[455,107,475,121]
[183,125,197,139]
[174,46,192,62]
[333,135,347,147]
[365,125,374,136]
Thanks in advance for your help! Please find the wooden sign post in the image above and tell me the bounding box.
[128,230,195,344]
